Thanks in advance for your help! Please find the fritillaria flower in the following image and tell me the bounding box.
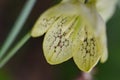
[31,0,111,72]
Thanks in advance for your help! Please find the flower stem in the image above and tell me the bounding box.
[0,0,36,59]
[0,32,31,68]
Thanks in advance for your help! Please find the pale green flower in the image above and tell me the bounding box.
[31,0,108,72]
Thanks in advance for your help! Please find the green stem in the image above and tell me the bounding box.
[0,32,31,68]
[0,0,36,59]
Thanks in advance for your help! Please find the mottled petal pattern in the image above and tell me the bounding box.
[43,16,80,64]
[73,25,102,72]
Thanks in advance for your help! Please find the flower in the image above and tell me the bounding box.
[31,0,108,72]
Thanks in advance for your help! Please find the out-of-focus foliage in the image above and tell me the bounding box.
[0,69,12,80]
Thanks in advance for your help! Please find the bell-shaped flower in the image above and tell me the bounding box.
[31,0,108,72]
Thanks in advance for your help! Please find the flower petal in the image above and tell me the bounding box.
[43,15,81,64]
[31,2,80,37]
[95,14,108,63]
[73,25,102,72]
[31,9,60,37]
[96,0,118,21]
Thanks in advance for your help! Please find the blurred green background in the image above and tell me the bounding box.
[0,0,120,80]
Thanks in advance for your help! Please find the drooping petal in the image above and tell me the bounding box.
[31,6,61,37]
[73,24,102,72]
[43,15,81,64]
[95,14,108,63]
[31,1,80,37]
[72,5,104,72]
[96,0,118,22]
